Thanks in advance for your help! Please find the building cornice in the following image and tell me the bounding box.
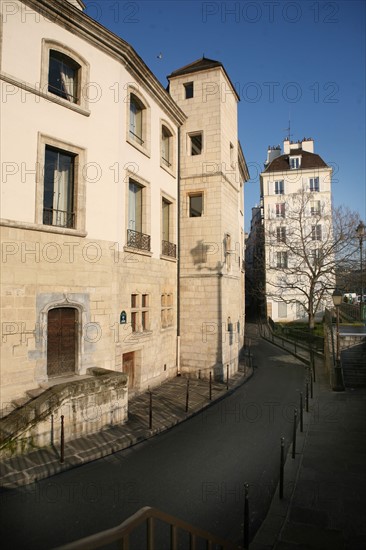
[21,0,187,126]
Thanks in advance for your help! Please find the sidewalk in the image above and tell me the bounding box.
[251,351,366,549]
[0,366,252,490]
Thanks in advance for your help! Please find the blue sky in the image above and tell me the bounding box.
[84,0,365,231]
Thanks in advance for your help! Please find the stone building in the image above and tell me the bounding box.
[258,138,334,322]
[0,0,248,431]
[168,59,248,379]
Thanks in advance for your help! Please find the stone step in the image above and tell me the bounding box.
[26,388,45,400]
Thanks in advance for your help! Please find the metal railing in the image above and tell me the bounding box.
[55,506,237,550]
[43,208,75,229]
[162,240,177,258]
[127,229,151,251]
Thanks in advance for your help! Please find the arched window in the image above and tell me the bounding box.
[48,50,81,103]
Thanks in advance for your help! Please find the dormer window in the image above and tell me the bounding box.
[289,156,301,169]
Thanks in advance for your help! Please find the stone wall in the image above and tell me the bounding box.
[0,368,128,458]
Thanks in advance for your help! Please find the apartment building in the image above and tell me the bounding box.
[259,138,334,322]
[0,0,248,418]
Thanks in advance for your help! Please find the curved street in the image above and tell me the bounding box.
[1,327,307,549]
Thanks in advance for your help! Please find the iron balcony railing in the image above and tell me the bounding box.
[43,208,75,229]
[161,156,172,168]
[129,130,144,145]
[55,506,237,550]
[162,240,176,258]
[127,229,151,251]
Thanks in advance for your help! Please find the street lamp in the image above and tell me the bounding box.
[356,220,365,319]
[332,289,344,391]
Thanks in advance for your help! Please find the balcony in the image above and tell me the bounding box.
[127,229,151,251]
[162,240,176,258]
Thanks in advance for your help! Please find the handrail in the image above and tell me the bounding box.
[55,506,237,549]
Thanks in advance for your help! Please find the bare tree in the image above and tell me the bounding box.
[264,189,360,329]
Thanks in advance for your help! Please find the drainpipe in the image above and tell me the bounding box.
[177,126,181,376]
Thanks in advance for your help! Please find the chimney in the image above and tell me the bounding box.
[264,145,282,167]
[283,139,291,154]
[301,138,314,153]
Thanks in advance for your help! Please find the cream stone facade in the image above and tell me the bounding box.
[0,0,248,430]
[259,138,334,322]
[0,0,185,408]
[168,60,249,379]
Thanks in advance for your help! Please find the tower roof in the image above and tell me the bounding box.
[167,57,240,101]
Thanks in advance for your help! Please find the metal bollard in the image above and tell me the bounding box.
[300,392,303,432]
[226,365,229,391]
[60,415,65,464]
[185,379,190,413]
[243,483,249,549]
[149,390,153,430]
[209,371,212,401]
[279,437,285,500]
[305,383,309,412]
[51,414,54,446]
[310,371,313,398]
[311,350,316,382]
[292,409,297,459]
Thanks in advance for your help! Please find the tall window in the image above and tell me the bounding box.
[129,94,144,145]
[309,177,320,192]
[278,302,287,318]
[184,82,194,99]
[128,180,142,233]
[312,224,322,241]
[190,133,202,155]
[43,146,75,228]
[275,180,284,194]
[310,200,321,215]
[276,203,285,218]
[161,126,172,167]
[48,50,80,103]
[189,193,203,217]
[277,251,288,268]
[277,226,286,243]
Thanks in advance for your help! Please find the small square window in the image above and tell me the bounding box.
[289,156,301,169]
[190,133,202,156]
[189,194,203,217]
[184,82,194,99]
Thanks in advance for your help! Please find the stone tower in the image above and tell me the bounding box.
[168,58,249,379]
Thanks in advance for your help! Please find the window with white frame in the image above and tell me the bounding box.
[277,251,288,268]
[311,248,322,267]
[312,224,322,241]
[309,177,320,192]
[277,226,286,243]
[310,200,321,215]
[275,180,284,195]
[276,203,285,218]
[278,302,287,318]
[43,146,76,228]
[289,156,301,169]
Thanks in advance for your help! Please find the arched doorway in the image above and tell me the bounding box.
[47,307,77,377]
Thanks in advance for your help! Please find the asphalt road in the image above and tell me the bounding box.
[0,337,306,549]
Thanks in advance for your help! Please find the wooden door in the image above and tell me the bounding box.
[122,352,135,388]
[47,308,77,377]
